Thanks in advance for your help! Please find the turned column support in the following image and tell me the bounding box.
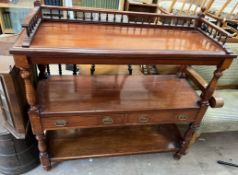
[22,67,51,170]
[14,55,37,110]
[175,58,232,159]
[200,68,223,102]
[14,55,51,170]
[20,68,37,110]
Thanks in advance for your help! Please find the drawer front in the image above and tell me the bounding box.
[42,114,126,130]
[127,110,198,124]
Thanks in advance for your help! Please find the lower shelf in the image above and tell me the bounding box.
[47,125,182,161]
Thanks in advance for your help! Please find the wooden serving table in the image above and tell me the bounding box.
[10,5,237,170]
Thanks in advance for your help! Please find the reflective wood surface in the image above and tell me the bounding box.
[31,22,225,53]
[48,125,181,161]
[38,75,200,115]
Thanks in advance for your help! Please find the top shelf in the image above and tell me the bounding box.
[30,22,224,53]
[10,5,237,61]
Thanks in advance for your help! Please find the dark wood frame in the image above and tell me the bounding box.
[10,5,237,171]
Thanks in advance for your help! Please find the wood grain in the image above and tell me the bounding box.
[48,125,181,161]
[37,75,200,116]
[31,22,224,53]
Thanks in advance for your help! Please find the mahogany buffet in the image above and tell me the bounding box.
[10,5,237,170]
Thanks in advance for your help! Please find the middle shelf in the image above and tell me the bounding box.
[38,75,200,115]
[37,75,200,130]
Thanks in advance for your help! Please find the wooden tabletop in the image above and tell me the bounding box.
[10,5,237,65]
[31,22,225,54]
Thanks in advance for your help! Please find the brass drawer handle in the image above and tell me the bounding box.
[177,114,189,121]
[138,115,150,123]
[55,120,67,127]
[102,116,113,125]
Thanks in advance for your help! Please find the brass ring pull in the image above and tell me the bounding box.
[55,120,67,127]
[102,116,113,125]
[138,115,149,123]
[177,114,188,121]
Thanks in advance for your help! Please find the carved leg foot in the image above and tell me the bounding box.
[36,134,51,171]
[174,123,199,160]
[40,152,51,171]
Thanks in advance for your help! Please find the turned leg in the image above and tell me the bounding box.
[29,108,51,171]
[38,64,48,80]
[91,64,95,75]
[36,134,51,171]
[128,64,133,75]
[174,123,201,159]
[19,65,51,170]
[174,61,231,159]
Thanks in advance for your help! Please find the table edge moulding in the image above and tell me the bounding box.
[10,3,237,171]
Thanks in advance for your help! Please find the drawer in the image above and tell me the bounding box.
[41,114,126,130]
[127,110,198,124]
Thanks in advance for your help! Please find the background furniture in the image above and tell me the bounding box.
[0,55,28,139]
[0,55,39,175]
[0,125,38,175]
[125,0,158,13]
[158,0,214,15]
[205,0,238,43]
[158,0,238,43]
[0,0,33,34]
[41,0,121,9]
[124,0,158,22]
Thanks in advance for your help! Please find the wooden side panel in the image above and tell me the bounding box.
[0,67,28,138]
